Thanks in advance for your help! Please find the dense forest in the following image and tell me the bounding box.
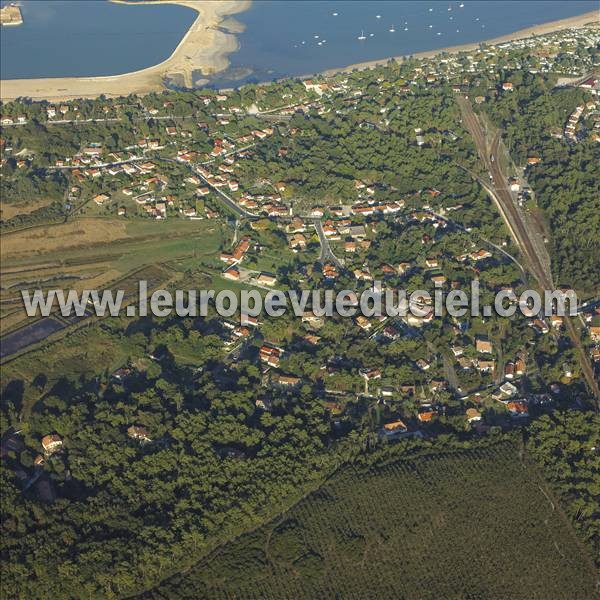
[2,325,597,599]
[147,431,598,600]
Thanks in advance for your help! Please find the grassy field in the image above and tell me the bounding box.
[148,443,597,600]
[1,217,224,269]
[0,196,53,221]
[0,216,225,333]
[0,214,250,413]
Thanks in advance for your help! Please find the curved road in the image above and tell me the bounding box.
[313,219,343,268]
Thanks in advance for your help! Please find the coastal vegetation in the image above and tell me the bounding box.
[1,218,225,338]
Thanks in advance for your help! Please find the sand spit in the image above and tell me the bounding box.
[0,0,251,101]
[1,6,598,102]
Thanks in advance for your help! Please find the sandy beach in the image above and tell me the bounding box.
[322,10,600,77]
[0,0,251,102]
[1,5,598,102]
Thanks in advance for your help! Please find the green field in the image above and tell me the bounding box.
[0,217,226,334]
[149,442,597,600]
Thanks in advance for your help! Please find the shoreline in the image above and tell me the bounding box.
[1,5,598,102]
[0,0,251,102]
[319,10,600,77]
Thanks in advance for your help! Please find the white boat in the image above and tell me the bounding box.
[332,12,338,16]
[459,3,465,7]
[358,30,366,40]
[404,27,409,31]
[376,14,381,19]
[389,24,396,32]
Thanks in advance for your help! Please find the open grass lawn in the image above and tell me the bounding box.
[244,249,294,274]
[150,443,597,600]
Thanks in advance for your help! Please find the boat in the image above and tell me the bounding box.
[358,30,366,40]
[459,3,465,7]
[389,24,396,32]
[332,12,338,16]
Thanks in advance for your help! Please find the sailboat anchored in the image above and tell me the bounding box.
[389,24,396,32]
[358,30,366,40]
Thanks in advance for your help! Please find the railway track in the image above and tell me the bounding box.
[457,96,600,406]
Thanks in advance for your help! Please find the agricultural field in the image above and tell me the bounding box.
[149,442,598,600]
[0,216,226,335]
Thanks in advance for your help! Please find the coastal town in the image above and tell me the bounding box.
[1,11,599,599]
[2,22,599,490]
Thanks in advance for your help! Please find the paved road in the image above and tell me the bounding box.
[457,96,600,406]
[1,113,200,128]
[313,219,343,268]
[423,207,528,280]
[50,156,147,171]
[192,167,258,220]
[157,157,258,220]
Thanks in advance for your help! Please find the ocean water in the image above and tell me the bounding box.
[1,0,597,84]
[0,0,196,79]
[210,0,599,86]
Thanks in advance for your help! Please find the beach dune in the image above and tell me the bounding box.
[0,0,251,102]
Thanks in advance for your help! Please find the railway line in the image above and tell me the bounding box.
[457,96,600,406]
